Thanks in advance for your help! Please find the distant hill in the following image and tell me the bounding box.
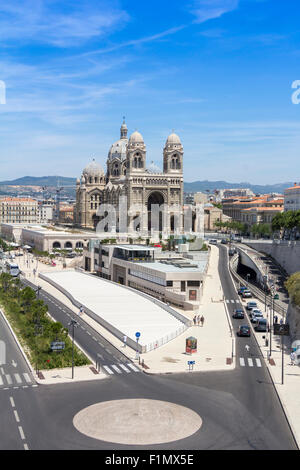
[0,176,76,187]
[184,180,293,194]
[0,176,294,195]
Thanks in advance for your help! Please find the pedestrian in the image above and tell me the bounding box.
[290,351,296,366]
[123,335,127,348]
[245,344,250,355]
[274,315,278,324]
[197,314,200,326]
[193,315,197,326]
[200,315,204,327]
[280,318,283,325]
[78,306,84,316]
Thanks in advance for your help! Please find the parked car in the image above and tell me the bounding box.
[246,301,258,311]
[229,247,236,256]
[209,239,218,244]
[242,290,252,298]
[237,325,251,337]
[221,239,228,244]
[232,309,245,319]
[254,318,268,332]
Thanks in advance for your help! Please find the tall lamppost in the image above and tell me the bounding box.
[68,318,78,379]
[269,294,275,357]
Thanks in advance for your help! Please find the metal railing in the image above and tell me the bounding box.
[229,257,288,317]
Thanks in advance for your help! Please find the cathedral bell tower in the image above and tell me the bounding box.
[163,132,183,174]
[126,130,146,174]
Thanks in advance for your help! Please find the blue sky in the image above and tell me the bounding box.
[0,0,300,184]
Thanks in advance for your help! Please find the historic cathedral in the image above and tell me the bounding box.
[75,120,184,237]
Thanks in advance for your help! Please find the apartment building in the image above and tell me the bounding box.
[0,197,39,224]
[284,183,300,211]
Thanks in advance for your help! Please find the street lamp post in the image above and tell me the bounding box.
[269,295,275,357]
[68,318,78,379]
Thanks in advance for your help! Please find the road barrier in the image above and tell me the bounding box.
[229,255,288,317]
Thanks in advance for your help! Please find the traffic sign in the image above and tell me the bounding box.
[50,341,65,350]
[135,332,141,338]
[274,324,289,336]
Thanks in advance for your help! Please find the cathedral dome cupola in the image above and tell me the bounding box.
[129,130,144,144]
[83,159,105,177]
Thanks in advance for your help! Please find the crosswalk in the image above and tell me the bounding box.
[226,299,242,304]
[0,370,35,389]
[239,357,262,368]
[102,363,140,376]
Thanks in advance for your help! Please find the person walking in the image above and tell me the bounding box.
[78,306,84,316]
[280,318,283,325]
[123,335,127,348]
[197,314,201,326]
[245,344,250,356]
[290,351,296,366]
[200,315,205,327]
[274,315,278,324]
[193,315,197,326]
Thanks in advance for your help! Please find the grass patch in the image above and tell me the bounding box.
[0,273,91,370]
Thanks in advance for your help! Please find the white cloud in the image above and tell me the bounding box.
[0,0,129,47]
[191,0,239,23]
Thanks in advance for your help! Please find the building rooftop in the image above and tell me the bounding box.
[42,270,187,348]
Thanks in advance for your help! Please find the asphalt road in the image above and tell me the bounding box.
[0,254,297,450]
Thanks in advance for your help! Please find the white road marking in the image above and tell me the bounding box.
[14,373,22,384]
[127,363,139,372]
[231,300,235,303]
[24,444,29,450]
[23,373,31,383]
[18,426,25,440]
[239,358,245,367]
[248,358,253,367]
[103,365,114,375]
[256,358,262,367]
[118,364,130,373]
[5,374,12,385]
[9,397,15,407]
[14,410,20,423]
[111,365,122,374]
[0,376,3,386]
[226,299,230,303]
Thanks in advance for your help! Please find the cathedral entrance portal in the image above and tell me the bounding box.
[147,191,165,233]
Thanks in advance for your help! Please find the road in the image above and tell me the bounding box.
[0,249,297,450]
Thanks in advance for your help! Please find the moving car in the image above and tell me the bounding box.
[232,309,244,319]
[237,325,251,337]
[221,239,228,244]
[246,301,258,311]
[209,239,218,244]
[251,310,264,323]
[238,286,248,295]
[242,290,252,298]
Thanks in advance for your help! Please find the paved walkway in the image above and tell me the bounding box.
[13,247,300,447]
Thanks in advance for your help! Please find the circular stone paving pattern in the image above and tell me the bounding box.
[73,399,202,445]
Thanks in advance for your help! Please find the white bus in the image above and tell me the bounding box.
[5,261,20,277]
